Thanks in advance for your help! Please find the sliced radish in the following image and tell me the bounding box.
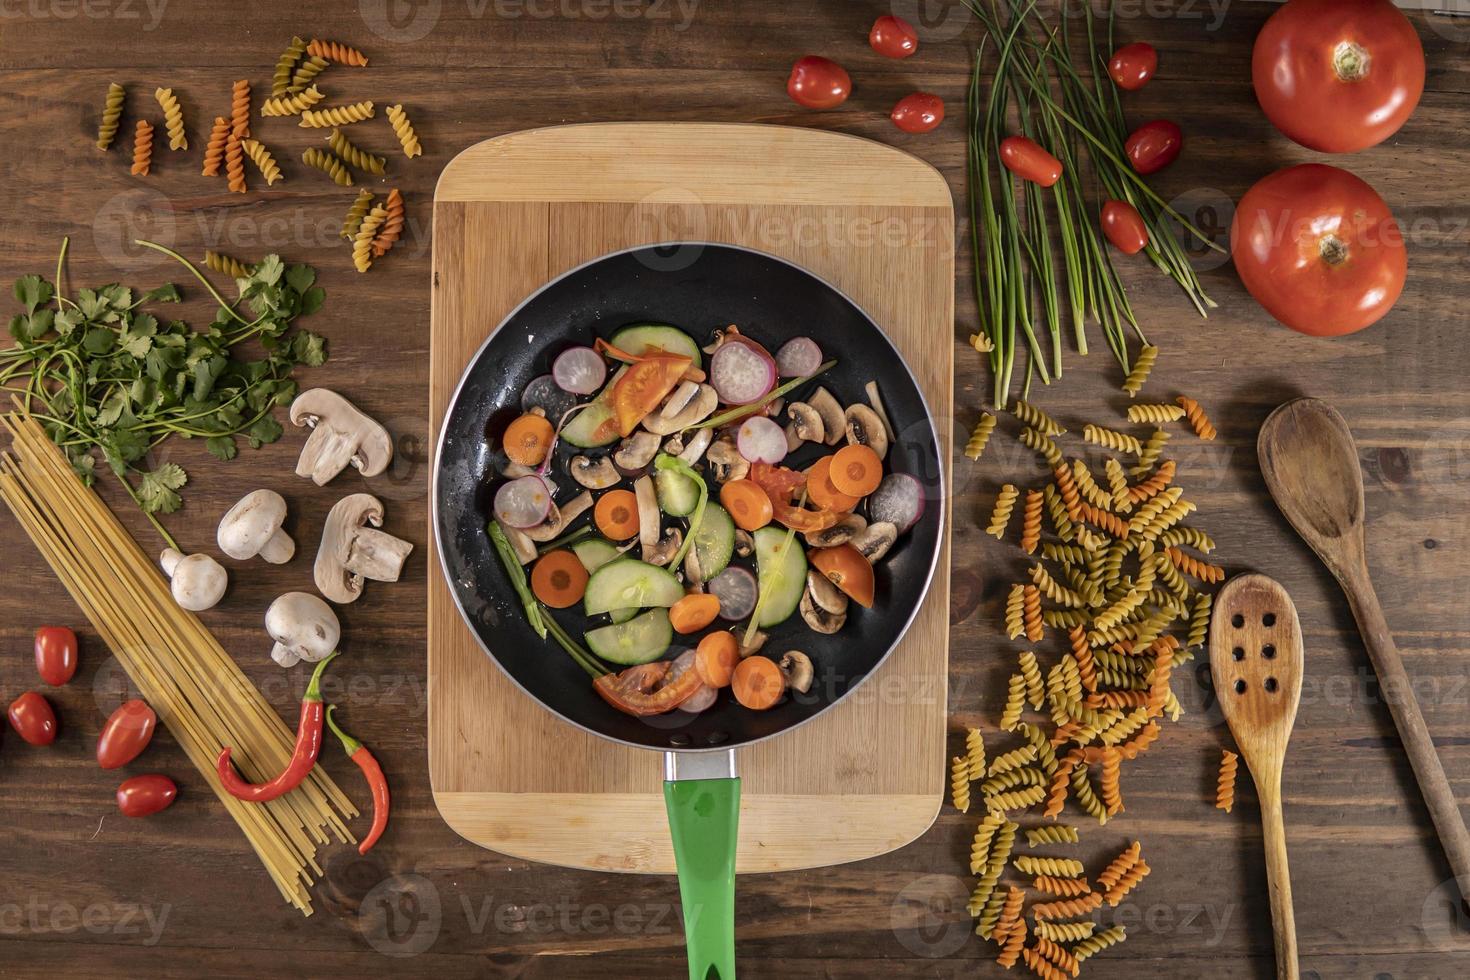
[552,346,607,395]
[867,472,925,534]
[494,475,554,529]
[737,415,788,464]
[521,374,578,421]
[709,341,776,405]
[677,683,719,713]
[709,566,758,621]
[775,337,823,378]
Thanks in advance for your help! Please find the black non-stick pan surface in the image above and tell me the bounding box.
[433,243,944,751]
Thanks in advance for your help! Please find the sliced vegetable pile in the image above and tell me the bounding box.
[487,323,925,719]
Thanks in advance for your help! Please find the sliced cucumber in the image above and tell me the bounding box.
[585,609,672,665]
[691,503,735,578]
[571,538,621,573]
[610,324,702,368]
[583,558,684,616]
[655,466,700,517]
[609,606,638,625]
[753,526,808,628]
[560,366,626,449]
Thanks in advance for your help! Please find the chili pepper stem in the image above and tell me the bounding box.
[325,705,362,755]
[305,650,339,701]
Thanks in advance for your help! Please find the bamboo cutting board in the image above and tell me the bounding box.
[428,123,954,874]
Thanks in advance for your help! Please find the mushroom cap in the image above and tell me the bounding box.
[161,551,228,611]
[612,431,661,472]
[844,403,889,460]
[265,592,340,667]
[315,493,384,604]
[217,489,291,561]
[569,455,620,490]
[786,401,825,443]
[290,387,394,480]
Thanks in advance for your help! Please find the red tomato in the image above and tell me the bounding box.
[1252,0,1424,153]
[1107,42,1158,91]
[116,774,178,817]
[869,15,918,59]
[34,626,78,686]
[609,354,690,436]
[1230,163,1406,336]
[891,93,944,134]
[1124,120,1183,175]
[1101,200,1149,255]
[999,136,1062,187]
[97,699,158,770]
[787,56,851,110]
[8,691,58,746]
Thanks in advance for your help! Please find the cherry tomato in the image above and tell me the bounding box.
[1107,42,1158,91]
[1101,200,1149,255]
[97,699,158,770]
[999,136,1062,187]
[787,56,851,110]
[869,15,918,59]
[1124,120,1183,175]
[116,774,178,817]
[1252,0,1424,153]
[1230,163,1406,336]
[8,691,58,746]
[34,626,78,686]
[890,93,944,134]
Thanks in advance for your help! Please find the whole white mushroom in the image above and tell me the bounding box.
[218,489,295,564]
[265,592,341,668]
[159,549,228,612]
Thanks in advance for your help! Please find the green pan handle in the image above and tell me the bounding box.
[664,751,739,980]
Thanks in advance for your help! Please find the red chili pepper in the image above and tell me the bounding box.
[217,653,337,803]
[326,706,389,855]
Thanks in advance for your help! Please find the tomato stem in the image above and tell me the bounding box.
[1332,41,1370,82]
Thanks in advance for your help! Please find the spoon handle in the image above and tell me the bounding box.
[1257,779,1299,980]
[1342,568,1470,899]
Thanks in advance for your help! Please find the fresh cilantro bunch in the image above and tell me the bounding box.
[0,239,327,546]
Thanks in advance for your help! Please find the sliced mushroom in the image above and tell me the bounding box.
[159,549,227,612]
[701,327,728,355]
[800,590,847,635]
[864,381,897,444]
[845,403,889,460]
[613,431,660,472]
[806,569,850,615]
[787,402,825,445]
[706,437,749,484]
[808,387,845,447]
[634,475,661,561]
[524,491,593,542]
[217,489,294,564]
[666,426,713,466]
[660,380,701,419]
[496,519,538,565]
[290,388,393,486]
[733,528,755,558]
[646,528,683,567]
[641,384,717,436]
[569,456,619,490]
[783,423,804,455]
[265,592,339,668]
[315,494,414,604]
[852,521,898,563]
[683,546,705,588]
[804,513,868,549]
[779,650,815,694]
[738,628,767,657]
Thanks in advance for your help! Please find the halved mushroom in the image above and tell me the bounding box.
[787,402,825,445]
[660,380,701,419]
[800,589,847,635]
[706,437,748,484]
[634,475,661,562]
[683,546,705,588]
[733,528,755,559]
[664,427,714,467]
[524,491,593,542]
[778,650,815,694]
[852,521,898,563]
[315,494,414,604]
[738,628,767,657]
[808,388,846,447]
[290,388,393,486]
[160,549,227,612]
[783,423,804,455]
[569,456,619,490]
[613,431,661,472]
[646,528,683,567]
[845,403,889,460]
[641,384,717,436]
[804,513,867,549]
[217,489,294,564]
[806,569,850,615]
[265,592,340,668]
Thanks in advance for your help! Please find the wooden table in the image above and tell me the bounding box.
[1,3,1466,977]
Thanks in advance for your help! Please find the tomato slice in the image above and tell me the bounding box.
[593,661,704,717]
[750,462,841,533]
[608,354,691,436]
[810,544,875,608]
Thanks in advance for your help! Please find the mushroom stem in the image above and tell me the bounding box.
[296,423,360,485]
[341,527,413,583]
[258,528,295,564]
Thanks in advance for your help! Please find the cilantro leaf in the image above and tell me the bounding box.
[285,264,316,294]
[137,464,188,514]
[247,415,284,448]
[139,283,182,304]
[206,436,238,461]
[291,330,328,367]
[14,275,52,313]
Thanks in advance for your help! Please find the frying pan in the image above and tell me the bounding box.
[433,243,944,979]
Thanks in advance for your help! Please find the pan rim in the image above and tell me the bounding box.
[432,240,946,755]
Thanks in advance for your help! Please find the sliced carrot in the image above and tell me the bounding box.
[530,549,589,609]
[829,444,883,497]
[504,413,555,467]
[670,593,721,634]
[731,655,785,710]
[719,479,773,532]
[805,456,859,512]
[810,543,875,608]
[594,489,640,540]
[695,631,740,688]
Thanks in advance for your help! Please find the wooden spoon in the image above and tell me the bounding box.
[1210,573,1303,980]
[1259,397,1470,913]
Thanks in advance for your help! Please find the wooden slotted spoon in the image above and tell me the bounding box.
[1210,573,1304,980]
[1259,398,1470,914]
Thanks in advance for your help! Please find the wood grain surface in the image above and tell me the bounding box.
[0,2,1467,977]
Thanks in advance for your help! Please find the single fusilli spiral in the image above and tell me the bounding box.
[1104,456,1131,512]
[1020,489,1043,555]
[130,120,153,176]
[301,147,354,186]
[386,103,422,157]
[1084,424,1143,456]
[1216,749,1238,813]
[1159,525,1215,554]
[1100,745,1123,814]
[964,412,996,460]
[980,766,1044,796]
[1103,857,1151,906]
[1081,503,1129,541]
[1026,826,1080,850]
[1041,543,1087,566]
[1043,484,1075,542]
[328,128,387,175]
[230,79,250,137]
[272,35,307,97]
[1021,945,1071,979]
[300,101,375,129]
[372,188,405,257]
[241,139,282,185]
[1018,650,1045,708]
[984,784,1046,812]
[1121,344,1158,397]
[1032,891,1103,921]
[965,727,986,780]
[225,135,246,193]
[1073,924,1127,962]
[969,812,1005,874]
[353,205,387,272]
[950,755,971,813]
[1032,936,1082,978]
[1012,399,1065,436]
[1127,402,1185,424]
[1004,584,1026,640]
[974,884,1008,939]
[1013,854,1085,878]
[341,188,375,241]
[260,85,325,117]
[1053,464,1082,523]
[1031,563,1086,609]
[969,331,994,353]
[154,87,187,150]
[96,82,125,150]
[986,484,1018,538]
[201,116,229,176]
[1187,592,1212,648]
[203,250,254,279]
[999,673,1027,731]
[1022,584,1043,642]
[1070,764,1108,822]
[307,38,370,66]
[1032,873,1088,895]
[1128,458,1177,504]
[1021,425,1063,466]
[1131,428,1169,476]
[288,55,330,95]
[1177,395,1217,440]
[1166,546,1225,584]
[1043,608,1087,629]
[987,745,1037,778]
